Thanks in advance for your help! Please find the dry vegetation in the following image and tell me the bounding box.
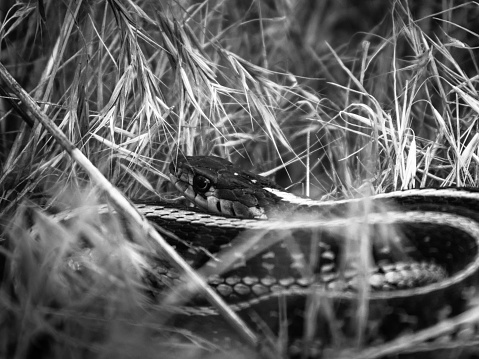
[1,0,479,358]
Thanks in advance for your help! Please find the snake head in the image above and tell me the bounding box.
[169,156,282,219]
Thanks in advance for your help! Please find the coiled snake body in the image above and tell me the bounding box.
[137,156,479,355]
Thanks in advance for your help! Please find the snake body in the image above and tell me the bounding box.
[134,156,479,353]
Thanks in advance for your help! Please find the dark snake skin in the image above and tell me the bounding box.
[136,156,479,356]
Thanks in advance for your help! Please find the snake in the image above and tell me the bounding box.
[125,155,479,356]
[50,155,479,356]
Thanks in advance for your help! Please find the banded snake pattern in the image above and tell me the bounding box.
[135,156,479,357]
[51,155,479,357]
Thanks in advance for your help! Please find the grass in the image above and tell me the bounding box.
[1,0,479,358]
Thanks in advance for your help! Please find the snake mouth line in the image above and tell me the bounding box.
[169,160,268,219]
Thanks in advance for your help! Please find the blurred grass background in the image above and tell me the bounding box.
[1,0,479,358]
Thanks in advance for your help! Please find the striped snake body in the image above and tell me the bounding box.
[140,156,479,350]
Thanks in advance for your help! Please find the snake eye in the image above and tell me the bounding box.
[193,175,211,193]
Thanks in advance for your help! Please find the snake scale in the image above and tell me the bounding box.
[125,155,479,356]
